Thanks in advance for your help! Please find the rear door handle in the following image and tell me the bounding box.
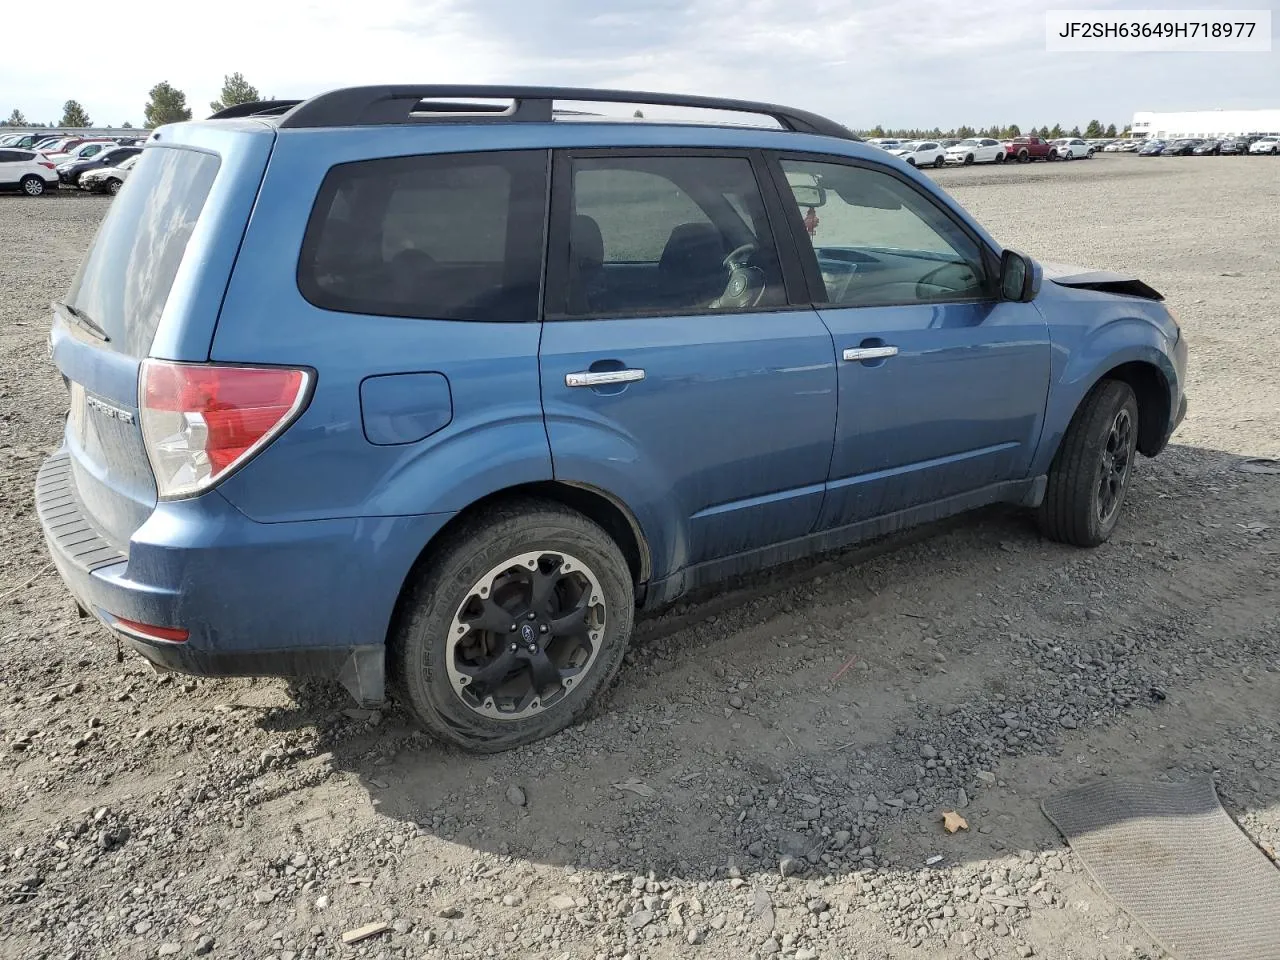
[843,346,899,362]
[565,368,646,388]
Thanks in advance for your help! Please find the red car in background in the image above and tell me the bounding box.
[1002,136,1060,162]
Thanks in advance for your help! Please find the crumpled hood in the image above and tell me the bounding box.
[1039,261,1164,301]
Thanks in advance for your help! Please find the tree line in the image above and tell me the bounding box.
[1,74,265,129]
[4,79,1132,142]
[855,120,1127,140]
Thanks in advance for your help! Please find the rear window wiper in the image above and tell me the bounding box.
[52,300,110,342]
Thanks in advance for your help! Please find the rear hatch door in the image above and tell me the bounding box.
[50,122,274,551]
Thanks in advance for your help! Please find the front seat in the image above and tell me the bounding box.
[658,222,727,308]
[568,214,605,314]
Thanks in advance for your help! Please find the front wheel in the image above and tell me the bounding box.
[20,175,45,197]
[906,157,916,167]
[934,155,946,168]
[963,154,974,165]
[1037,380,1139,547]
[391,500,635,752]
[106,178,122,195]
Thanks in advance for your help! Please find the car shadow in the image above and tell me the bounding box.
[257,442,1280,882]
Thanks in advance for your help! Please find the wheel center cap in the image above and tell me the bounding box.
[519,622,538,644]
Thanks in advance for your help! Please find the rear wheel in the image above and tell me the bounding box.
[934,155,945,168]
[995,153,1005,164]
[391,500,635,752]
[1037,380,1139,547]
[1018,150,1030,163]
[20,175,45,197]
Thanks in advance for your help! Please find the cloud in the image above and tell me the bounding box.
[2,0,1274,129]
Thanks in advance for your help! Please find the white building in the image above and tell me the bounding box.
[1130,109,1280,139]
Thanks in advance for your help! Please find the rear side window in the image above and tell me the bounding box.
[67,146,220,355]
[298,150,548,323]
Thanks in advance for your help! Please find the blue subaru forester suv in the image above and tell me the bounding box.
[38,86,1187,751]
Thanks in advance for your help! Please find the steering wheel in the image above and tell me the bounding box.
[710,242,767,310]
[914,261,978,300]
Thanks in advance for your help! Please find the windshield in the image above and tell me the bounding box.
[67,147,221,355]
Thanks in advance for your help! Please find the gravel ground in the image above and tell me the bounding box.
[1,156,1278,960]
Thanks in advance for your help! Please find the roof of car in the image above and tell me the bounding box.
[204,85,861,142]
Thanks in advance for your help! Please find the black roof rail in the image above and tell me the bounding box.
[276,85,858,141]
[208,99,305,120]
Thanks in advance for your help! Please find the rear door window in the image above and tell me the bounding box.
[67,146,221,355]
[557,154,786,317]
[298,150,548,323]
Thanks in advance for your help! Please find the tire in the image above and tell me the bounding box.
[995,153,1005,164]
[1086,150,1094,159]
[1037,380,1139,547]
[1018,150,1029,163]
[391,499,635,752]
[906,157,916,167]
[963,154,974,165]
[106,178,122,195]
[934,155,945,168]
[20,175,45,197]
[1048,150,1058,161]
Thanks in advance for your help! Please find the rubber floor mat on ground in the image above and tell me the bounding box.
[1042,778,1280,960]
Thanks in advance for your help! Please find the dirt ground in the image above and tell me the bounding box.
[1,155,1277,960]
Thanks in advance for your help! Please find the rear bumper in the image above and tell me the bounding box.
[36,451,453,703]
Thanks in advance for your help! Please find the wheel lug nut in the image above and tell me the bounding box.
[539,624,548,633]
[527,612,537,620]
[509,624,517,632]
[509,642,518,652]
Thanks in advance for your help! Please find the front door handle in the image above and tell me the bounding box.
[843,345,899,362]
[565,368,646,388]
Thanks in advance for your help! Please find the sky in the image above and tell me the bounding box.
[3,0,1276,130]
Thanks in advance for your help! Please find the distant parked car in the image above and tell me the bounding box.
[1053,138,1093,160]
[1219,137,1252,155]
[1249,136,1280,155]
[944,137,1005,164]
[1102,141,1126,152]
[1002,136,1056,162]
[1164,139,1204,156]
[79,153,138,194]
[45,139,115,164]
[1118,141,1142,152]
[886,140,946,167]
[1138,140,1167,156]
[0,148,58,196]
[6,133,66,149]
[864,138,904,151]
[37,137,87,158]
[58,146,142,185]
[1190,140,1221,156]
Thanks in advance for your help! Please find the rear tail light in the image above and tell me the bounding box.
[38,161,55,170]
[139,360,312,500]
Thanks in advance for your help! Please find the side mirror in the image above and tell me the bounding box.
[999,249,1040,302]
